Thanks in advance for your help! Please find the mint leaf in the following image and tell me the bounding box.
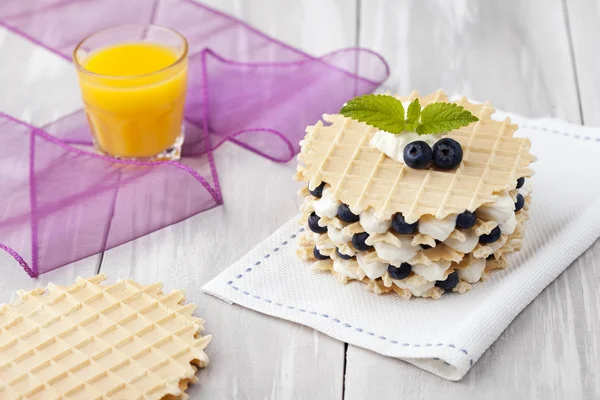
[416,102,479,135]
[340,94,405,134]
[405,98,421,131]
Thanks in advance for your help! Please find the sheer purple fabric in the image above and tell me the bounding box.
[0,0,389,277]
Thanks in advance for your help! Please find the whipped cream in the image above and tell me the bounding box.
[373,236,419,265]
[487,235,507,253]
[411,260,452,282]
[477,192,514,223]
[356,253,388,280]
[457,258,486,283]
[418,214,457,241]
[327,226,352,246]
[499,213,517,235]
[369,131,442,164]
[333,258,362,280]
[443,228,479,253]
[519,180,533,197]
[393,275,435,297]
[313,188,340,219]
[359,208,391,235]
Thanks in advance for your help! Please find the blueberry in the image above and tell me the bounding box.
[313,247,329,260]
[514,194,525,212]
[432,138,463,170]
[337,204,360,223]
[516,177,525,189]
[479,226,501,244]
[435,271,459,290]
[308,212,327,234]
[391,213,418,234]
[352,232,372,252]
[309,182,326,198]
[387,263,412,280]
[403,141,433,169]
[456,210,476,229]
[336,248,353,260]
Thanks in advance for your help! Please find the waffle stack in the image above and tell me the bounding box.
[295,90,536,299]
[0,275,211,399]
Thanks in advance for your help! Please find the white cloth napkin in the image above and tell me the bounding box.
[203,114,600,381]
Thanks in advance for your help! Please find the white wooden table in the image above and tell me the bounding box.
[1,1,599,398]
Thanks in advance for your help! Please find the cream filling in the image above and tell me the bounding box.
[356,252,388,280]
[373,236,419,265]
[519,180,533,197]
[499,213,517,235]
[393,275,435,297]
[477,191,514,223]
[333,258,362,280]
[457,258,486,283]
[443,229,479,253]
[305,186,529,285]
[328,226,351,246]
[418,214,457,241]
[369,130,442,165]
[487,235,507,253]
[359,208,391,235]
[313,188,340,219]
[411,260,452,282]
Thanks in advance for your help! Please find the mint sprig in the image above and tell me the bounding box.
[405,98,421,131]
[340,94,479,135]
[339,94,406,134]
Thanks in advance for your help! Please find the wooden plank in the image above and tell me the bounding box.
[97,2,357,397]
[564,0,600,125]
[201,0,358,56]
[346,0,600,398]
[0,22,99,307]
[0,252,100,303]
[98,143,345,399]
[360,0,581,122]
[0,27,82,126]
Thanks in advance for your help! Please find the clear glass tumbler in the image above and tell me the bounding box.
[74,25,188,160]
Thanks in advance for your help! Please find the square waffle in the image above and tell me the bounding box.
[0,275,211,400]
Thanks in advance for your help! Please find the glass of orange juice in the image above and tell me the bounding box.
[74,25,188,160]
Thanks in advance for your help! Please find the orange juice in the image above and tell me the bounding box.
[76,42,188,159]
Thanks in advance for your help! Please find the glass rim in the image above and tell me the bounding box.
[73,24,189,80]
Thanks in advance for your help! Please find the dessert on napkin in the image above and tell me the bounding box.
[295,90,536,299]
[0,275,211,399]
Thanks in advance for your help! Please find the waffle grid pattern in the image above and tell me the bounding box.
[0,275,211,400]
[298,90,536,223]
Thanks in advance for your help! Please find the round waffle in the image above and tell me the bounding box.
[0,275,211,400]
[297,90,537,223]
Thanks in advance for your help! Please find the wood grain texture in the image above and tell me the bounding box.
[360,0,581,122]
[0,251,100,304]
[564,0,600,125]
[93,1,357,397]
[202,0,358,55]
[347,1,600,399]
[0,27,82,126]
[1,0,599,398]
[0,26,98,307]
[98,143,345,400]
[92,2,356,398]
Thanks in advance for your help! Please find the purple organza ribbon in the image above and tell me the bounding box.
[0,0,388,277]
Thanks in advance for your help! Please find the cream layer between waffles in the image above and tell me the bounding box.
[294,90,537,299]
